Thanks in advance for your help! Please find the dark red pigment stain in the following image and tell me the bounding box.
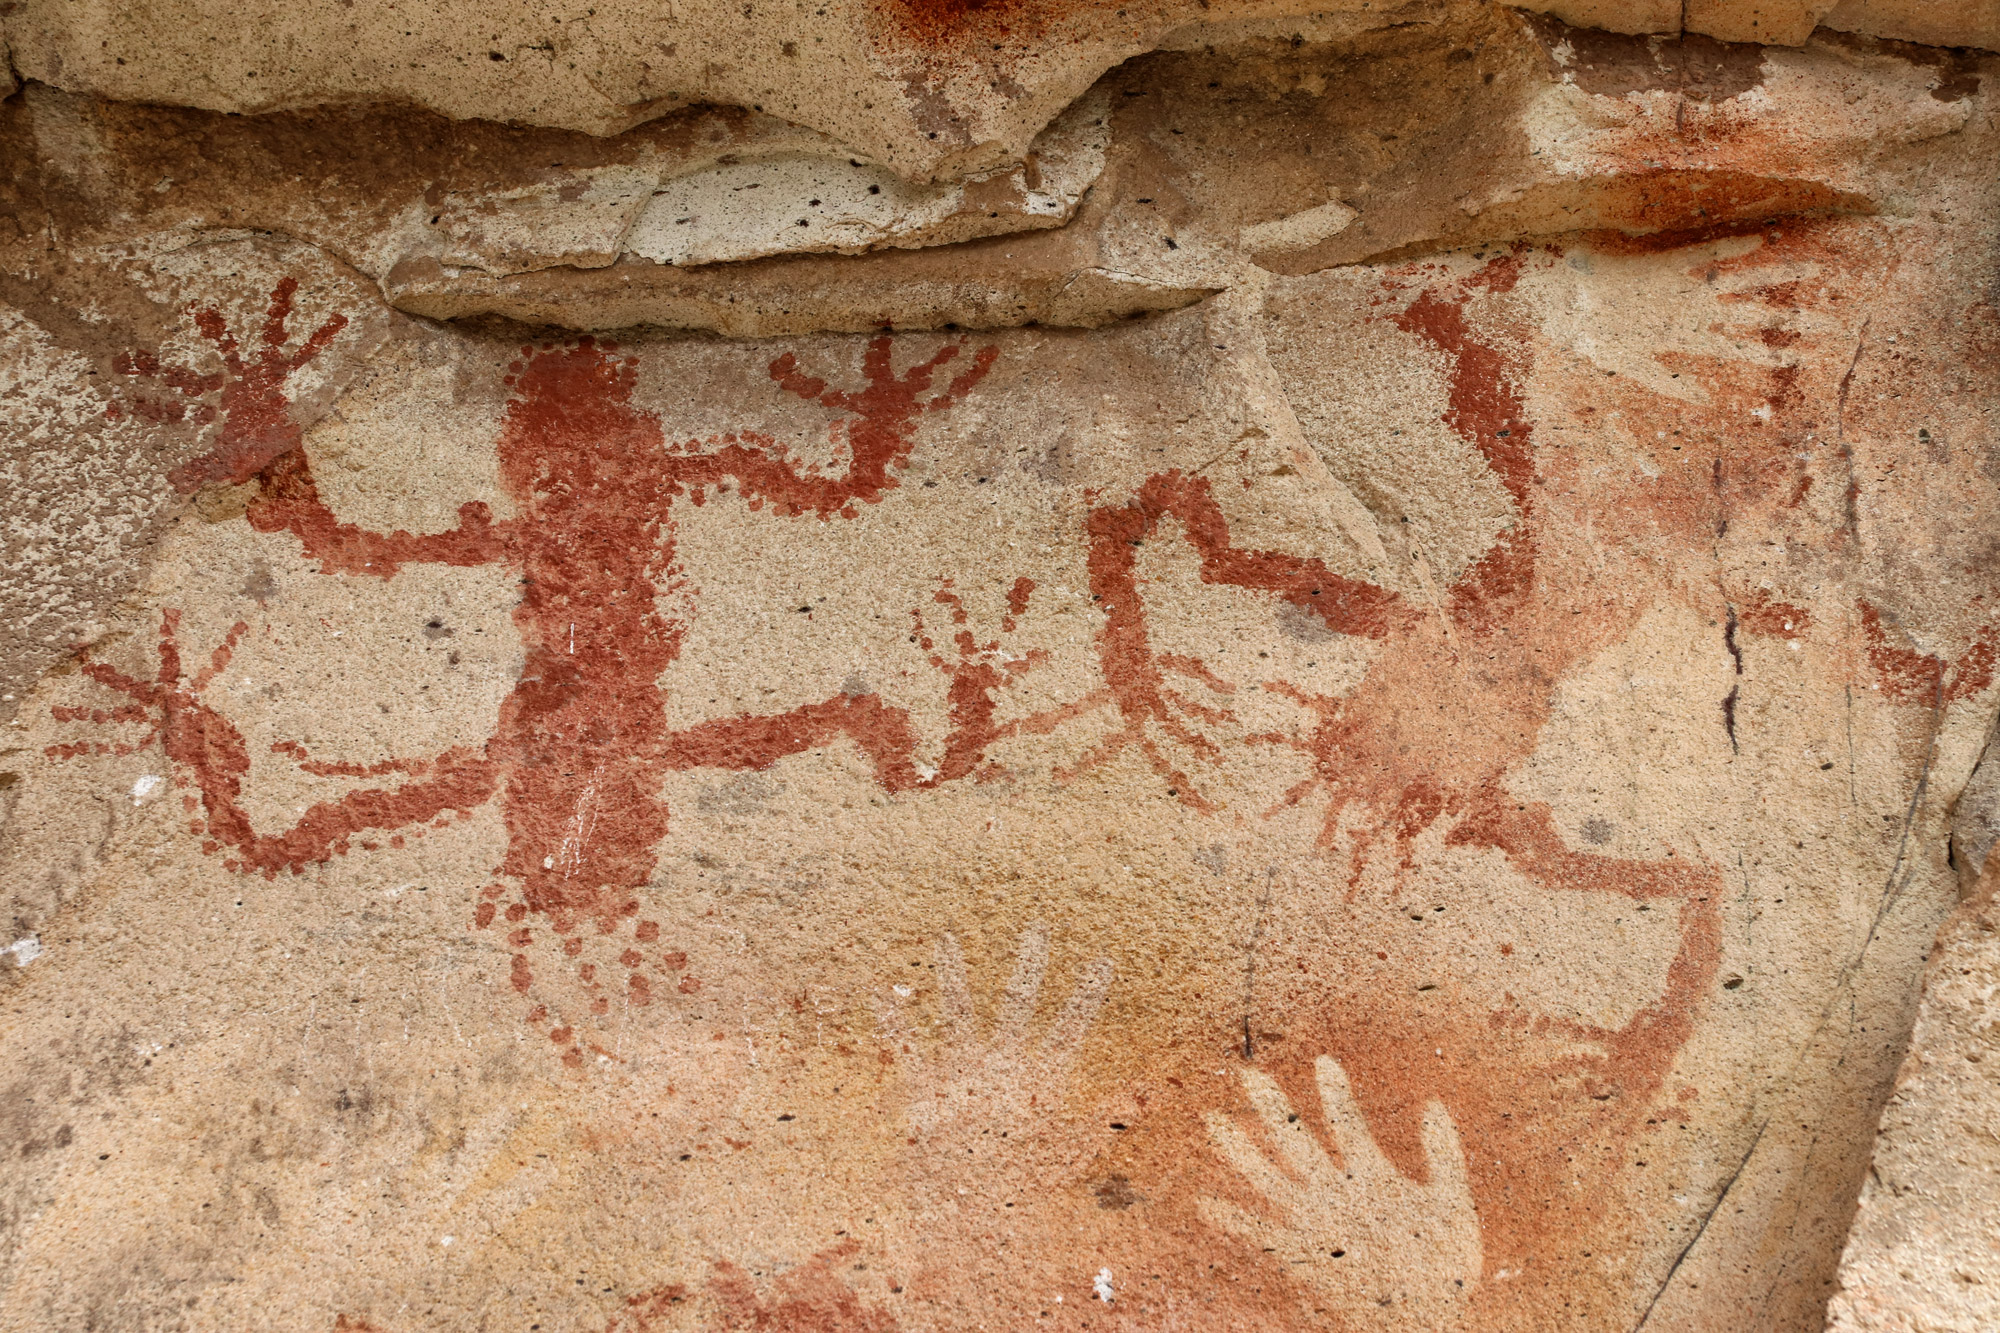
[875,0,1106,50]
[1579,177,1874,257]
[1736,592,1809,639]
[1859,599,1996,704]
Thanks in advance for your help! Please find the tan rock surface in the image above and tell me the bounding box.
[1,7,1998,1332]
[1825,776,2000,1332]
[2,0,1994,182]
[0,0,1419,178]
[1509,0,2000,49]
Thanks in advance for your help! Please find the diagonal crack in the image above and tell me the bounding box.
[1632,676,1948,1326]
[1633,1114,1772,1331]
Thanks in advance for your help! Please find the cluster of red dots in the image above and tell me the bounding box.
[474,888,695,1068]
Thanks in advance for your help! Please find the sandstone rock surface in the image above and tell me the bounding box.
[1826,770,2000,1333]
[2,5,1997,1331]
[2,0,1995,174]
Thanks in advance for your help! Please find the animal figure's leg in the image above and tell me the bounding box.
[49,611,502,876]
[250,449,511,578]
[1074,469,1410,807]
[662,694,925,793]
[1448,797,1724,1108]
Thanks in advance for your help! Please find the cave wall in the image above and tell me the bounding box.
[2,5,1996,1330]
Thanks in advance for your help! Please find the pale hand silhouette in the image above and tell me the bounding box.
[879,924,1113,1184]
[1201,1056,1481,1329]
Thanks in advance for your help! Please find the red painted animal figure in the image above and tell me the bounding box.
[70,280,1011,1062]
[1057,254,1729,1303]
[1067,256,1722,1048]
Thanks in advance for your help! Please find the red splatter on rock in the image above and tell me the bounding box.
[1859,599,1996,704]
[707,1241,899,1332]
[1737,593,1811,639]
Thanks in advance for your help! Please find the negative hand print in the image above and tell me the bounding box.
[1201,1056,1480,1329]
[880,923,1113,1187]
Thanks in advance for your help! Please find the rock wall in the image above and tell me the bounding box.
[1825,756,2000,1332]
[2,4,1997,1330]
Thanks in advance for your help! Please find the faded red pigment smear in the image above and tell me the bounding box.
[908,575,1082,784]
[1298,252,1717,1012]
[1101,256,1723,1309]
[1252,253,1567,879]
[1249,238,2000,1314]
[601,1285,690,1333]
[926,252,1741,1329]
[108,277,348,494]
[1859,598,1996,703]
[706,1242,899,1333]
[1329,255,1721,961]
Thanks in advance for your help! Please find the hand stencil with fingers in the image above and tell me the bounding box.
[1201,1056,1481,1328]
[880,924,1114,1184]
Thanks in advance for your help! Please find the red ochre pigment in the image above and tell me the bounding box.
[58,266,1967,1089]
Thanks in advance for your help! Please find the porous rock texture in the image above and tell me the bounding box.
[1824,769,2000,1333]
[1,3,1998,1331]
